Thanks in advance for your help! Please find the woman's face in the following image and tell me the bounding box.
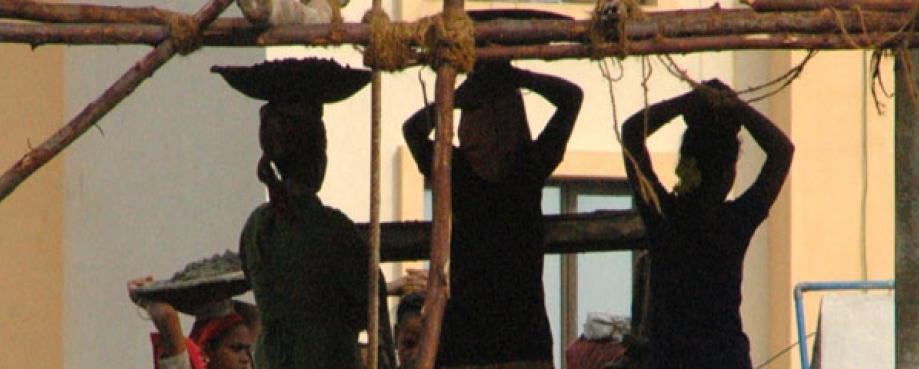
[206,324,253,369]
[259,105,327,191]
[457,81,529,182]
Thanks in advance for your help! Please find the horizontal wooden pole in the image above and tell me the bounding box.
[359,210,646,262]
[1,8,912,50]
[743,0,917,12]
[476,32,913,61]
[0,22,167,46]
[0,0,181,24]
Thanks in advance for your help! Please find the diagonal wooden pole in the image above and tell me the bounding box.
[0,0,234,203]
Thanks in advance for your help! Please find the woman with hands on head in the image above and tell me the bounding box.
[403,61,583,368]
[620,79,794,368]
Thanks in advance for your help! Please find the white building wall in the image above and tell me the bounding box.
[62,2,266,368]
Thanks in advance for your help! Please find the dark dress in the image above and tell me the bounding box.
[624,158,772,369]
[239,194,394,369]
[405,123,571,367]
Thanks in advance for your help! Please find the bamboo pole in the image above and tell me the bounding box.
[743,0,917,12]
[1,9,912,48]
[0,0,233,203]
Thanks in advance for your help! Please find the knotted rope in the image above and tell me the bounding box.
[167,14,203,56]
[362,9,475,73]
[587,0,647,60]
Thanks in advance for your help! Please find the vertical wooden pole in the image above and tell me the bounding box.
[417,64,458,369]
[895,48,919,368]
[417,0,465,367]
[367,0,384,367]
[367,69,382,369]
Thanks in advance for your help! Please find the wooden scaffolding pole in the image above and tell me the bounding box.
[0,0,182,24]
[367,0,384,364]
[368,32,383,369]
[895,49,919,368]
[2,8,914,48]
[416,1,467,368]
[743,0,917,12]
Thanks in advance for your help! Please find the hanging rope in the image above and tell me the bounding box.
[600,57,662,214]
[870,0,919,115]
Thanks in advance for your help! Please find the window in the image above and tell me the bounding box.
[542,178,633,367]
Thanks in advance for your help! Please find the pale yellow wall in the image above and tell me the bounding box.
[769,50,895,368]
[0,44,65,369]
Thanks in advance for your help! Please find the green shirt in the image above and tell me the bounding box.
[240,194,371,369]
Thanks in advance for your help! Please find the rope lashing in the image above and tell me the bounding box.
[587,0,649,60]
[430,10,475,72]
[167,14,202,56]
[362,9,475,73]
[362,9,415,71]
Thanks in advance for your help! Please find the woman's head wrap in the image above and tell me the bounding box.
[189,311,246,350]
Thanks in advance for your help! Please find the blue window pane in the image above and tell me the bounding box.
[577,195,633,332]
[541,186,562,367]
[423,189,432,220]
[542,186,561,215]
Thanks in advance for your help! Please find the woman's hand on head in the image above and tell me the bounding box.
[387,268,429,295]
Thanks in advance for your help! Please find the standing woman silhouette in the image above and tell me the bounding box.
[621,79,794,368]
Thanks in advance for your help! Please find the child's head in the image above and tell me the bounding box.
[395,292,426,369]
